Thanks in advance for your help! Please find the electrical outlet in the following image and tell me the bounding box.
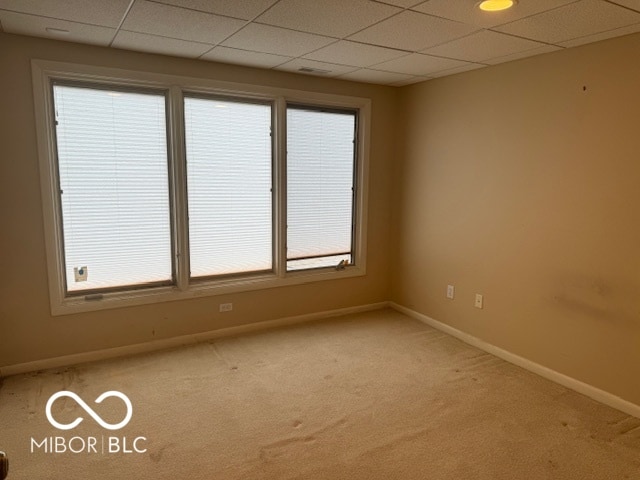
[219,303,233,312]
[474,294,483,309]
[446,285,455,299]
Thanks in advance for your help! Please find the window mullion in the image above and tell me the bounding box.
[168,85,190,291]
[274,97,287,278]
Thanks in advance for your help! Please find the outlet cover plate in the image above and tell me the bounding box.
[474,294,483,309]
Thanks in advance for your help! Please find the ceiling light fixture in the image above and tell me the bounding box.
[478,0,516,12]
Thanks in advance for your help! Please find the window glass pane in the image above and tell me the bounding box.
[53,84,172,292]
[287,107,356,271]
[184,96,272,277]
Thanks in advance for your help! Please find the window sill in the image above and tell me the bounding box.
[52,266,366,316]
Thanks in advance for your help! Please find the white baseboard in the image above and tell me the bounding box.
[0,302,390,377]
[390,302,640,419]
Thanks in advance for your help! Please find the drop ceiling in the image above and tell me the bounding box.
[1,0,640,86]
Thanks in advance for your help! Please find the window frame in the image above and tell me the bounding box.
[32,60,370,316]
[51,80,177,295]
[182,92,276,281]
[285,103,359,272]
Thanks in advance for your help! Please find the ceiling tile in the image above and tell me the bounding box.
[122,0,245,44]
[412,0,578,29]
[255,0,400,38]
[348,10,478,51]
[303,40,408,67]
[423,30,548,63]
[152,0,278,20]
[428,62,486,77]
[483,44,562,65]
[608,0,640,12]
[339,69,414,85]
[0,10,115,45]
[494,0,640,44]
[372,52,472,76]
[0,0,130,27]
[557,22,640,47]
[221,23,335,57]
[113,30,214,58]
[276,58,358,76]
[202,46,292,68]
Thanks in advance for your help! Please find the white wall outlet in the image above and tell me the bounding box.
[474,294,483,309]
[446,285,455,299]
[219,303,233,312]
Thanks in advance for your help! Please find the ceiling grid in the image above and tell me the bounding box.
[1,0,639,85]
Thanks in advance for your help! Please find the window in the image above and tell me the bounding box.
[184,96,273,278]
[32,61,370,314]
[287,106,357,271]
[53,84,173,293]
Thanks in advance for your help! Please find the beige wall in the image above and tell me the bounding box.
[393,33,640,406]
[0,33,396,367]
[3,28,640,408]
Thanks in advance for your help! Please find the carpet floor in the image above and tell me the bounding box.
[1,308,639,479]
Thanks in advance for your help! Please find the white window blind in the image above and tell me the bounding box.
[287,106,356,271]
[53,84,172,292]
[184,96,273,277]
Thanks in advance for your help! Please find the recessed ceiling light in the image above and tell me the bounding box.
[478,0,516,12]
[46,27,70,35]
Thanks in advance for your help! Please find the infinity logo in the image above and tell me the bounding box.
[45,391,133,431]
